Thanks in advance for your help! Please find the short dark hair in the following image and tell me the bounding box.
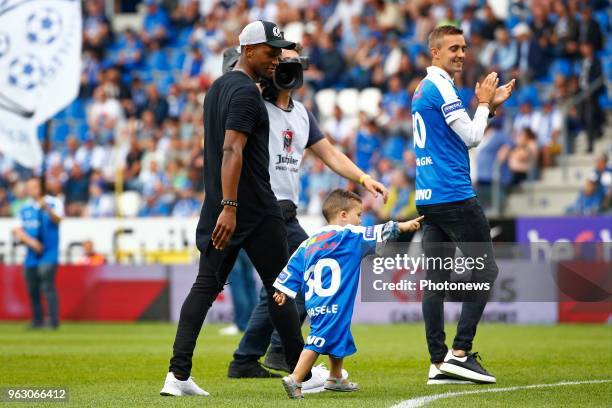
[428,25,464,48]
[322,189,362,222]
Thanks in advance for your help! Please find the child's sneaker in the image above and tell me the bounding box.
[324,377,359,392]
[281,375,303,399]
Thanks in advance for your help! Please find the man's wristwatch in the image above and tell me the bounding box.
[221,199,238,208]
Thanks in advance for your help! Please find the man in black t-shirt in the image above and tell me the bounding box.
[160,21,304,397]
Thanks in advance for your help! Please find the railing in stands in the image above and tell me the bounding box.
[490,75,607,217]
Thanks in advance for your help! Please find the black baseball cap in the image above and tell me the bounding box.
[238,21,295,49]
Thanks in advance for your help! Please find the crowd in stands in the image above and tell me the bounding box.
[0,0,610,220]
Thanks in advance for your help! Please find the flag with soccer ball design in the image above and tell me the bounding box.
[0,0,81,168]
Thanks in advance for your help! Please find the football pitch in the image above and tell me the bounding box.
[2,323,611,407]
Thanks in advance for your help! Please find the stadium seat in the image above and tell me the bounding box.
[406,42,427,62]
[117,191,142,217]
[517,85,541,107]
[146,49,170,71]
[283,21,304,44]
[74,122,89,142]
[358,88,382,118]
[315,88,337,120]
[169,48,186,70]
[504,15,520,30]
[504,92,519,110]
[173,27,193,47]
[67,98,86,121]
[37,123,47,141]
[336,88,360,117]
[157,73,175,95]
[599,93,612,110]
[594,10,609,32]
[53,108,67,120]
[549,59,572,78]
[52,122,70,144]
[135,69,153,83]
[382,135,405,162]
[603,56,612,82]
[458,87,475,107]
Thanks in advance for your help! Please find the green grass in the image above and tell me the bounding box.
[1,323,611,407]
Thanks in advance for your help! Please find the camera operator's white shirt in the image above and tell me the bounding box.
[265,99,323,204]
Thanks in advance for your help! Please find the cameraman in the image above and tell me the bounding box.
[225,46,388,384]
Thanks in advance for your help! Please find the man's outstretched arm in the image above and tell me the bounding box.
[309,138,389,202]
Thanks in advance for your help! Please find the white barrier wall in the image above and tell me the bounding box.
[0,215,326,264]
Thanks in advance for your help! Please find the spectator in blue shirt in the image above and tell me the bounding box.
[83,0,112,55]
[182,46,205,79]
[116,29,144,71]
[308,34,346,90]
[382,75,410,117]
[141,0,170,46]
[172,188,200,217]
[13,178,64,329]
[63,163,90,217]
[566,177,604,215]
[354,117,381,173]
[80,49,103,98]
[138,182,172,217]
[475,123,511,210]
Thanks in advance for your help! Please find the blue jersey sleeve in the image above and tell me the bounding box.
[273,245,306,299]
[344,222,400,256]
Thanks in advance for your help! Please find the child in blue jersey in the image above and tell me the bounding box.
[273,189,423,399]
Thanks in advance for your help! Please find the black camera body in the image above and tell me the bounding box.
[272,56,309,90]
[221,47,308,91]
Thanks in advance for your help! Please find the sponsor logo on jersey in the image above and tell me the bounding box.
[416,156,433,166]
[365,226,374,239]
[306,335,326,347]
[442,100,464,116]
[277,269,291,283]
[282,128,294,153]
[415,189,433,200]
[275,154,299,165]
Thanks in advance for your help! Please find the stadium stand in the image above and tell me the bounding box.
[0,0,610,220]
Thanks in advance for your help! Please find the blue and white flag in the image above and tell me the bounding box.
[0,0,81,168]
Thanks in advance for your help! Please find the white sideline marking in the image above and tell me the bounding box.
[391,380,612,408]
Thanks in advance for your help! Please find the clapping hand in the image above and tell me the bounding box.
[492,78,516,110]
[475,72,499,106]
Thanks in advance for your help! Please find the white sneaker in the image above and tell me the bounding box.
[160,372,210,396]
[219,324,240,336]
[302,364,349,394]
[427,364,474,385]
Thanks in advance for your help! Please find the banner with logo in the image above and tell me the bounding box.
[517,217,611,323]
[0,0,82,168]
[516,216,611,243]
